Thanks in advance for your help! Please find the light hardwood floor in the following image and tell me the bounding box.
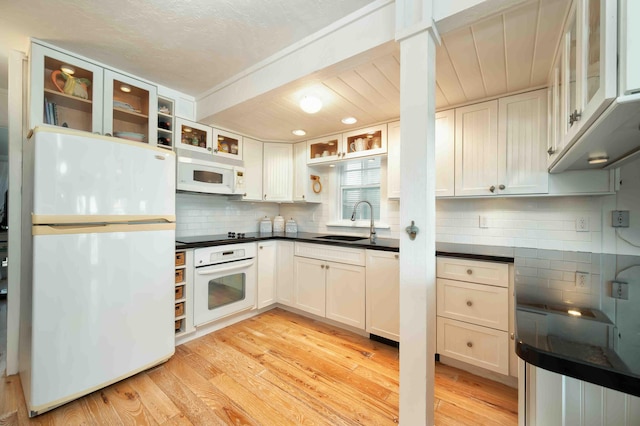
[0,308,517,425]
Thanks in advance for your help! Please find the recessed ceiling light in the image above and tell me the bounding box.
[341,117,357,125]
[299,96,322,114]
[568,309,582,317]
[120,84,132,93]
[218,136,224,141]
[60,64,75,75]
[184,127,192,133]
[292,129,306,136]
[588,156,609,164]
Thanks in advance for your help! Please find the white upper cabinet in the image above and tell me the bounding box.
[212,128,243,161]
[174,118,213,154]
[293,142,321,203]
[242,137,264,201]
[386,121,401,199]
[307,124,387,165]
[497,89,548,195]
[455,100,499,196]
[435,110,455,197]
[263,143,292,202]
[307,133,343,164]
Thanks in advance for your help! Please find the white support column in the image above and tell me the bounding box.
[397,0,437,424]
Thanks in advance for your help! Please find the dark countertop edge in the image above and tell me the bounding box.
[516,341,640,398]
[175,235,400,252]
[435,251,514,263]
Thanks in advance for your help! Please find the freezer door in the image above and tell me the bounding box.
[28,228,175,412]
[32,128,175,217]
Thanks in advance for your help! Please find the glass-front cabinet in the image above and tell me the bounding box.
[175,118,213,154]
[30,43,104,133]
[342,124,388,160]
[213,128,243,161]
[157,97,174,150]
[103,70,157,145]
[307,133,343,164]
[549,0,617,166]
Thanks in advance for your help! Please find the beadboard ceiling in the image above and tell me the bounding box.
[208,0,571,142]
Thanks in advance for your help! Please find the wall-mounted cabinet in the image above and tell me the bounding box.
[157,97,174,150]
[213,128,243,161]
[31,43,158,146]
[307,124,388,165]
[307,133,343,164]
[242,137,264,201]
[262,143,292,202]
[293,142,321,203]
[175,118,213,154]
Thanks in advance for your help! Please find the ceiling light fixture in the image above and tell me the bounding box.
[292,129,306,136]
[341,117,357,125]
[299,96,322,114]
[120,84,132,93]
[588,156,609,165]
[60,64,75,75]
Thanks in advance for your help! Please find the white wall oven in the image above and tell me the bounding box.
[193,243,257,326]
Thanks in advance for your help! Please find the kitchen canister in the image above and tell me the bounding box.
[259,216,272,233]
[285,218,298,234]
[273,215,285,232]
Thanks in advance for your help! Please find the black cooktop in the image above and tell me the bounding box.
[175,232,262,244]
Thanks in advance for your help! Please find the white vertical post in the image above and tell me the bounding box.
[396,1,437,423]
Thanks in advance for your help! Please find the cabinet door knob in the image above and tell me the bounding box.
[466,342,473,348]
[259,246,263,249]
[510,333,515,340]
[499,184,505,190]
[489,185,496,193]
[209,147,213,152]
[395,254,399,259]
[302,195,305,199]
[321,264,325,269]
[547,147,556,155]
[466,269,473,275]
[325,265,330,269]
[243,193,247,196]
[264,194,267,200]
[466,300,473,307]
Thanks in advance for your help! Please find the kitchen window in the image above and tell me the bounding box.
[340,158,381,220]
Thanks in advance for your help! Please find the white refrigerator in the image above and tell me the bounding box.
[19,127,176,416]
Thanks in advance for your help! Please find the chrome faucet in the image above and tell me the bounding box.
[350,201,376,242]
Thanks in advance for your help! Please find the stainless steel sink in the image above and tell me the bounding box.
[315,235,368,242]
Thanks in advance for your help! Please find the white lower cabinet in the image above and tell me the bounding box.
[275,241,294,306]
[293,256,327,317]
[436,256,513,376]
[257,241,277,308]
[521,361,640,426]
[292,243,366,329]
[365,250,399,341]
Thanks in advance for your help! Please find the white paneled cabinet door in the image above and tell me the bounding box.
[436,110,455,196]
[365,250,399,341]
[497,89,548,195]
[276,241,294,307]
[263,143,292,202]
[257,241,277,309]
[454,100,498,196]
[293,142,320,202]
[325,262,365,329]
[293,256,326,316]
[387,121,401,199]
[242,137,263,201]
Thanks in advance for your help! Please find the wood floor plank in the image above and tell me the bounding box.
[0,308,518,425]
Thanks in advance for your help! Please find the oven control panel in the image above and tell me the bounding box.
[194,242,257,267]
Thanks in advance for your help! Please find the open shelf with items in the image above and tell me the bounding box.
[174,250,187,335]
[157,97,174,149]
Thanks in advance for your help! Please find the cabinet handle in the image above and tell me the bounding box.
[510,333,515,340]
[321,264,325,269]
[489,185,496,193]
[466,342,473,348]
[243,193,247,196]
[499,184,505,190]
[569,109,582,126]
[209,147,213,152]
[466,269,473,275]
[302,195,305,199]
[547,147,556,155]
[466,300,473,307]
[394,254,399,259]
[325,265,330,269]
[259,246,263,250]
[264,194,267,200]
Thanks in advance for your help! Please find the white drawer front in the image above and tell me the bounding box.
[437,317,509,375]
[294,242,365,266]
[436,257,509,287]
[436,278,508,331]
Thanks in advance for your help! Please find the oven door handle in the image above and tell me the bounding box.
[196,258,255,276]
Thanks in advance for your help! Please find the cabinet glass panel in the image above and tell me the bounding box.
[345,129,383,155]
[207,273,246,309]
[309,137,340,160]
[111,79,150,143]
[157,97,173,149]
[43,56,94,132]
[179,123,209,151]
[585,0,601,103]
[567,16,578,130]
[216,134,240,157]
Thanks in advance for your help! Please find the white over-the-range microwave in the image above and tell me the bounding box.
[176,154,245,195]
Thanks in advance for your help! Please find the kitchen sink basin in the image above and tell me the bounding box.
[315,235,368,242]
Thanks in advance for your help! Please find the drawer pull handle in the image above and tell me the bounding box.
[466,301,473,307]
[467,342,473,348]
[466,269,473,275]
[511,333,515,340]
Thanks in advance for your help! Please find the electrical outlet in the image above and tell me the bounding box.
[575,272,590,288]
[612,210,630,228]
[576,216,590,232]
[479,216,489,229]
[612,281,629,300]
